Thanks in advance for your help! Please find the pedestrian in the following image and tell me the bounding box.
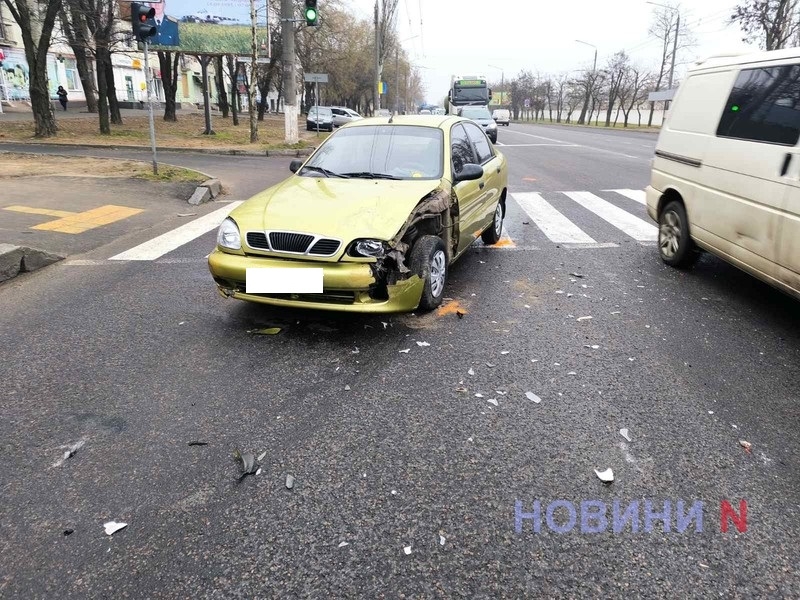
[57,86,68,111]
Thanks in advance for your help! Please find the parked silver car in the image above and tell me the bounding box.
[306,106,333,131]
[331,107,363,127]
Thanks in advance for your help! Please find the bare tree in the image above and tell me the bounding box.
[731,0,800,49]
[647,2,694,126]
[618,66,651,127]
[58,1,98,113]
[604,51,629,127]
[2,0,61,136]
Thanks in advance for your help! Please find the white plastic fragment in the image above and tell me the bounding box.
[53,438,87,468]
[568,371,577,375]
[619,428,631,442]
[468,368,475,376]
[257,451,267,461]
[739,440,752,452]
[391,490,397,495]
[351,347,360,354]
[286,475,295,489]
[611,311,621,315]
[338,541,349,548]
[439,535,446,546]
[500,350,510,355]
[594,468,614,483]
[467,437,473,442]
[399,348,411,353]
[487,398,498,407]
[404,546,412,555]
[524,304,531,308]
[525,392,542,403]
[344,385,351,391]
[416,341,430,347]
[555,290,564,294]
[179,321,185,326]
[577,316,593,321]
[104,521,128,536]
[708,410,714,415]
[382,322,389,329]
[255,468,262,476]
[496,390,508,395]
[486,363,496,368]
[475,393,484,398]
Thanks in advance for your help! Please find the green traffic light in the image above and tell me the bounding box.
[305,8,317,20]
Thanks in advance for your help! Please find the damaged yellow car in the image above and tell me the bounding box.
[208,115,508,313]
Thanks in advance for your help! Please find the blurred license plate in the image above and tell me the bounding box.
[246,268,323,294]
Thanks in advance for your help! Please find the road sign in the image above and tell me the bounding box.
[648,89,676,102]
[304,73,329,83]
[524,98,530,108]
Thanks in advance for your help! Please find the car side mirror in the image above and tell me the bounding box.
[289,159,303,173]
[455,163,483,183]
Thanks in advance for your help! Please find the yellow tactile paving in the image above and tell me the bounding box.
[30,205,144,234]
[4,205,77,218]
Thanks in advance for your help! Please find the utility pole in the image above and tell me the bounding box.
[395,44,399,114]
[666,12,679,111]
[142,40,158,175]
[249,0,258,143]
[282,0,298,143]
[374,0,380,114]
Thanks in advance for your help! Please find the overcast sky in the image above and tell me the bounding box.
[343,0,758,105]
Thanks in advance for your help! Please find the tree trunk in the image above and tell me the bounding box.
[647,100,655,126]
[158,51,179,122]
[29,65,57,137]
[216,56,229,118]
[74,50,98,113]
[99,48,122,125]
[226,55,239,126]
[95,51,111,134]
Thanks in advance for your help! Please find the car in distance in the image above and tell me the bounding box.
[306,106,333,131]
[208,116,509,313]
[647,48,800,302]
[492,108,511,126]
[458,105,498,143]
[331,107,363,128]
[375,108,392,117]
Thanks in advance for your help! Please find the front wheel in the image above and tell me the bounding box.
[658,200,699,268]
[481,201,505,245]
[409,235,448,311]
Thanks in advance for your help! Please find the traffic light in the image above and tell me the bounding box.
[131,2,157,42]
[304,0,319,26]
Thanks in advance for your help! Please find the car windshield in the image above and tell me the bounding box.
[310,107,332,116]
[461,108,492,120]
[301,125,444,180]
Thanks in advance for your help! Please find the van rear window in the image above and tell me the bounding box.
[716,65,800,146]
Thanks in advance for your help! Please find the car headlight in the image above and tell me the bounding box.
[348,239,386,258]
[487,121,497,130]
[217,217,241,250]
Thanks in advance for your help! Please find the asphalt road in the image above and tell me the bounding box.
[1,124,799,598]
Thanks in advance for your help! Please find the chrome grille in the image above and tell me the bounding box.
[246,232,269,250]
[308,239,341,256]
[269,232,315,253]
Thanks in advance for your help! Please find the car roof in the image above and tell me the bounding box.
[345,115,469,129]
[690,47,800,71]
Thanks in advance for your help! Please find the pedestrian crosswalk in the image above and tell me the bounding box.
[65,189,655,265]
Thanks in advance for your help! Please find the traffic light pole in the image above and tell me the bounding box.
[142,40,158,175]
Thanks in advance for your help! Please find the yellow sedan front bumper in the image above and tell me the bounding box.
[208,249,425,313]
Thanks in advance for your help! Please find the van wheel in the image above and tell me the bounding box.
[658,201,698,268]
[410,236,448,311]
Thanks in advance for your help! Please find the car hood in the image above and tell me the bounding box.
[472,118,494,126]
[230,176,447,242]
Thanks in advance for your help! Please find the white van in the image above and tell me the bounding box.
[647,48,800,301]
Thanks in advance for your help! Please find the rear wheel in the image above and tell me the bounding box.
[658,200,699,268]
[410,236,448,311]
[481,201,505,245]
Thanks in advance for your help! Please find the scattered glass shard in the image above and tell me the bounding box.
[103,521,127,536]
[619,428,631,442]
[594,468,614,483]
[526,392,542,403]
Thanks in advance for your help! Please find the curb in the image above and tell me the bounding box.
[0,140,316,157]
[0,244,64,284]
[511,122,660,134]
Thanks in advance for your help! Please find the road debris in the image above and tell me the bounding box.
[187,441,208,446]
[594,468,614,483]
[439,535,446,546]
[555,290,564,295]
[286,474,295,489]
[257,451,267,461]
[416,341,430,347]
[248,327,281,335]
[455,386,468,393]
[619,428,632,442]
[177,212,197,217]
[404,546,412,555]
[63,529,74,536]
[699,563,710,569]
[234,450,258,477]
[178,321,186,326]
[524,304,531,308]
[475,393,484,398]
[487,398,498,407]
[568,371,577,375]
[351,347,360,354]
[486,363,496,368]
[577,316,593,321]
[344,385,351,391]
[496,390,508,395]
[525,392,542,403]
[570,272,585,278]
[391,490,398,495]
[382,322,389,329]
[567,293,573,298]
[52,438,87,468]
[611,311,621,315]
[103,521,128,536]
[399,348,411,353]
[457,310,465,319]
[468,368,475,376]
[708,411,714,415]
[338,541,349,548]
[500,350,510,355]
[739,440,752,453]
[467,437,473,442]
[584,344,600,349]
[255,468,262,476]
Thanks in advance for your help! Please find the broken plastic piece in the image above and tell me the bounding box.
[249,327,281,335]
[577,316,592,321]
[399,348,411,353]
[177,212,197,217]
[63,529,74,536]
[286,474,295,489]
[524,304,531,308]
[619,428,631,442]
[404,546,412,555]
[486,363,496,368]
[475,393,484,398]
[555,290,564,294]
[234,450,257,475]
[455,386,468,393]
[104,521,128,536]
[188,441,208,446]
[594,468,614,483]
[416,341,430,347]
[439,535,446,546]
[344,385,351,391]
[739,440,752,453]
[351,347,360,354]
[525,392,542,403]
[257,451,267,461]
[457,310,465,319]
[338,541,349,548]
[382,322,389,329]
[500,350,510,355]
[487,398,498,406]
[570,272,585,278]
[468,368,475,376]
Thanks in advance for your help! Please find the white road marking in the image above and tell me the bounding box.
[561,242,620,249]
[502,129,643,160]
[608,188,647,205]
[563,191,658,242]
[494,143,580,147]
[109,202,243,261]
[511,192,597,244]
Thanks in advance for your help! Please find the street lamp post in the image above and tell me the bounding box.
[488,64,504,105]
[647,1,680,110]
[396,35,419,114]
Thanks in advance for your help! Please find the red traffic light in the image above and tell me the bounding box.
[131,3,157,41]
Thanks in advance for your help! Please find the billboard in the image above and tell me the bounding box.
[130,1,271,55]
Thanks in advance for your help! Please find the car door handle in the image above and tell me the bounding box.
[479,181,485,189]
[780,153,792,176]
[496,167,501,173]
